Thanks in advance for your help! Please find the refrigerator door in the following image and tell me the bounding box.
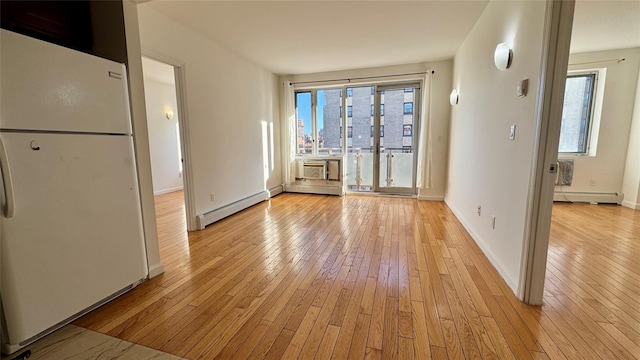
[0,30,132,134]
[0,132,148,346]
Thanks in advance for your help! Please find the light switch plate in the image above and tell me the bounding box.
[510,125,516,140]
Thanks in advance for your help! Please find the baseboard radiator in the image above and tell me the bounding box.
[553,191,623,204]
[196,185,283,230]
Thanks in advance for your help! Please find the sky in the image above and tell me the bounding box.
[296,91,325,135]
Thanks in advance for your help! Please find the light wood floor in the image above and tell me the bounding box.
[75,192,640,359]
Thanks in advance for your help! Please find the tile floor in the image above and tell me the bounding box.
[2,325,184,360]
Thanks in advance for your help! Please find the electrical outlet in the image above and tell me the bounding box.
[210,193,215,202]
[477,206,482,216]
[491,216,496,229]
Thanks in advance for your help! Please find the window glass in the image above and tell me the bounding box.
[296,92,312,154]
[317,89,343,155]
[403,124,412,136]
[559,74,596,153]
[404,102,413,114]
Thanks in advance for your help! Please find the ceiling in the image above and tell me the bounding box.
[570,0,640,54]
[141,0,640,76]
[142,0,489,75]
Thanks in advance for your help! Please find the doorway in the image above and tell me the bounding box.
[140,55,195,232]
[346,83,420,194]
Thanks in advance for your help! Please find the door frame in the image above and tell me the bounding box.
[519,0,575,305]
[374,83,421,195]
[141,49,197,232]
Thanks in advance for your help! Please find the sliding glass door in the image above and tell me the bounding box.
[375,84,420,194]
[345,83,420,194]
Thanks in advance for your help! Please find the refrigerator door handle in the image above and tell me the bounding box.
[0,137,15,218]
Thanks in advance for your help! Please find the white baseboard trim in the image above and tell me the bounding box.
[284,183,344,196]
[622,200,640,210]
[154,186,184,196]
[148,263,165,278]
[268,185,284,198]
[553,191,623,204]
[445,201,519,295]
[417,195,445,201]
[196,191,268,230]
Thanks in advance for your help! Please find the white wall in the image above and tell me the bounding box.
[558,48,640,196]
[446,0,547,292]
[284,60,452,200]
[622,69,640,209]
[137,5,281,218]
[143,78,183,194]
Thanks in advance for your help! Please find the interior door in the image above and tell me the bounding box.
[374,84,420,194]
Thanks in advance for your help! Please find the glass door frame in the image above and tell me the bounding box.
[373,82,421,195]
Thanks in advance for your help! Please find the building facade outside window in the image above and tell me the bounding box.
[559,71,599,154]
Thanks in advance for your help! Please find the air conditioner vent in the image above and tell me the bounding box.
[303,161,326,180]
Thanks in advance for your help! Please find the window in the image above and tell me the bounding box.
[370,87,374,95]
[403,124,412,136]
[370,126,374,137]
[404,87,413,93]
[380,125,384,137]
[296,92,313,154]
[347,88,353,97]
[402,146,412,153]
[559,72,597,154]
[380,104,385,116]
[347,106,353,117]
[404,102,413,114]
[347,126,353,138]
[371,105,374,116]
[295,89,343,155]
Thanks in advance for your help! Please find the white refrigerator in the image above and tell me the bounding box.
[0,30,148,354]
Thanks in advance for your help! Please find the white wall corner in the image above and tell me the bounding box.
[621,200,640,210]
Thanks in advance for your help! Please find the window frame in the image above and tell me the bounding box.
[295,88,345,156]
[558,70,601,155]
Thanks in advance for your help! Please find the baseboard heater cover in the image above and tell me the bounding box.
[197,191,269,230]
[553,191,623,204]
[267,185,284,198]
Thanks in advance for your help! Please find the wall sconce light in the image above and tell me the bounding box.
[165,110,174,120]
[494,43,513,71]
[449,89,459,105]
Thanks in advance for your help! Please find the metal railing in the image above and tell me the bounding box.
[347,147,413,190]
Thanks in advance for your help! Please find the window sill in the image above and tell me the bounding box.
[558,153,596,159]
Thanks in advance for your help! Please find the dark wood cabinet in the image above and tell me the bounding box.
[1,1,128,65]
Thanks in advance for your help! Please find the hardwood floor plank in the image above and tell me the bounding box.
[71,192,638,360]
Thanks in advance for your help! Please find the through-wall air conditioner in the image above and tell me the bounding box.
[303,161,326,180]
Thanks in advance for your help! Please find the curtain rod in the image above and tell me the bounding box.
[569,58,625,66]
[289,70,435,86]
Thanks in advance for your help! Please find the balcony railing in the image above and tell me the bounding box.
[346,147,413,191]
